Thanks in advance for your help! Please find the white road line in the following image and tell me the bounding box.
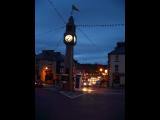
[59,91,85,99]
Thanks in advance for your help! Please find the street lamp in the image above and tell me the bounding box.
[105,69,108,74]
[45,66,48,70]
[99,68,103,72]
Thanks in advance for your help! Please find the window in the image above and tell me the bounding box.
[115,65,119,72]
[115,55,119,61]
[60,68,64,73]
[61,62,64,66]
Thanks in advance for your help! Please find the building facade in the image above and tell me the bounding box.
[35,50,78,85]
[108,42,125,87]
[76,63,108,82]
[35,50,65,84]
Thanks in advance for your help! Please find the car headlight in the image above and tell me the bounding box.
[88,83,91,86]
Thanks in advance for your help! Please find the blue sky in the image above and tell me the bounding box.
[35,0,125,64]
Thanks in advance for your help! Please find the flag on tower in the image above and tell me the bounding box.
[72,5,79,12]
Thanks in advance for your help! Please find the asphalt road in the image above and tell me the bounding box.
[35,87,124,120]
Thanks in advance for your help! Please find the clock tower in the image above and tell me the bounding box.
[64,16,77,91]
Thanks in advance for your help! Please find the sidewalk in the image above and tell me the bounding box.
[42,84,61,92]
[42,83,54,87]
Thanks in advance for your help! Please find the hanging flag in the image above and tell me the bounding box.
[72,5,80,12]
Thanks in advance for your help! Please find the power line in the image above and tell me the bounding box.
[77,27,96,46]
[47,0,66,24]
[76,24,124,28]
[36,26,65,36]
[77,28,107,53]
[36,23,123,37]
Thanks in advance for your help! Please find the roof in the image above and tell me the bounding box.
[36,50,65,62]
[108,42,125,55]
[54,52,65,61]
[36,50,78,64]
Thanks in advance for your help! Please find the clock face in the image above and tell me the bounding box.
[65,35,73,42]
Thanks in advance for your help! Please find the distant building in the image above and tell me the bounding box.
[76,63,107,75]
[108,42,125,87]
[35,50,78,84]
[35,50,65,84]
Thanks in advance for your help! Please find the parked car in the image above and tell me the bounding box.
[96,80,101,84]
[35,80,43,88]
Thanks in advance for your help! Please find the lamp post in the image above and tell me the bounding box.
[99,68,103,72]
[105,69,108,75]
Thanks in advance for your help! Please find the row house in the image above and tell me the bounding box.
[108,42,125,87]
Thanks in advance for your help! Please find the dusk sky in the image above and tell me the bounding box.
[35,0,125,64]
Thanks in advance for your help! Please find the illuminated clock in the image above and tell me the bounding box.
[65,34,73,43]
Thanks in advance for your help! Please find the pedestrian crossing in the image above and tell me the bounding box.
[42,86,124,99]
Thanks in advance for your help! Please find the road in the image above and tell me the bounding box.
[35,86,124,120]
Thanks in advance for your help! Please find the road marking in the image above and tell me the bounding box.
[59,91,85,99]
[42,87,124,96]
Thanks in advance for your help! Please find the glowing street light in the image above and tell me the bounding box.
[105,69,108,73]
[45,67,48,70]
[99,68,103,72]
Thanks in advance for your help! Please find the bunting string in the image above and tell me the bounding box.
[76,24,124,27]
